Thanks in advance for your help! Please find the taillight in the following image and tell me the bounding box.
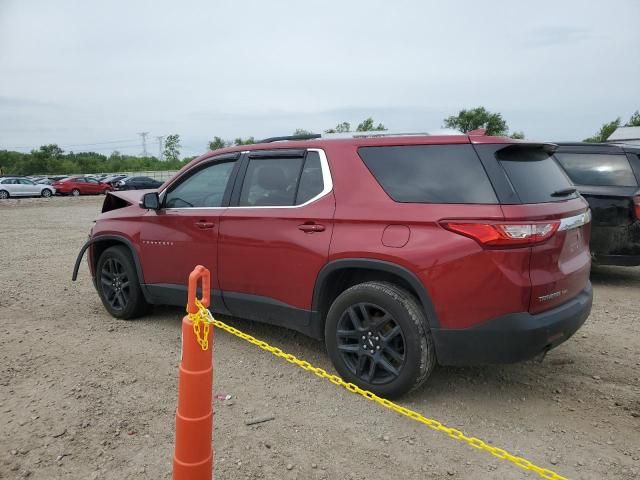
[634,195,640,220]
[442,221,560,247]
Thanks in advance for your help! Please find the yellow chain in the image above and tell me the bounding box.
[191,299,567,480]
[188,306,211,350]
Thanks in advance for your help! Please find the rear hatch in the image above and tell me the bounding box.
[474,143,592,313]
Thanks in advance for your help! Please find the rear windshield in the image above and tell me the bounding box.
[554,153,638,187]
[358,145,498,204]
[496,146,578,203]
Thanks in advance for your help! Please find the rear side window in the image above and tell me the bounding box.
[554,153,638,187]
[296,151,324,204]
[497,146,578,203]
[239,157,304,206]
[358,145,498,204]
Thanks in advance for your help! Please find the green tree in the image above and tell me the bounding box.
[293,128,313,135]
[510,131,525,139]
[325,122,351,134]
[584,118,621,143]
[443,107,508,135]
[234,137,255,146]
[356,117,386,132]
[626,110,640,127]
[208,136,227,150]
[163,134,181,162]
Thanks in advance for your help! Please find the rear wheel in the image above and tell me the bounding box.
[71,188,80,197]
[96,246,149,319]
[325,281,436,399]
[41,189,52,198]
[0,190,9,200]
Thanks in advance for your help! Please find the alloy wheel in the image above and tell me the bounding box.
[336,302,406,385]
[100,257,130,312]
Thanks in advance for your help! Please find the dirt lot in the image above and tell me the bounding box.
[1,196,639,480]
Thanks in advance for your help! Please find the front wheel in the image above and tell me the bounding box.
[325,281,436,399]
[96,246,149,319]
[71,188,80,197]
[41,189,53,198]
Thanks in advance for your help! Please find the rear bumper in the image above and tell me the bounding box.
[432,282,592,366]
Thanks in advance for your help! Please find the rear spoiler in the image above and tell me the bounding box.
[495,143,558,161]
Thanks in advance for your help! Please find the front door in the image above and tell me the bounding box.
[138,154,240,310]
[218,148,335,330]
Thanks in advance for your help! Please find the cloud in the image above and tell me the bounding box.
[523,25,593,47]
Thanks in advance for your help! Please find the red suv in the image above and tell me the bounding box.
[53,176,112,196]
[73,131,593,397]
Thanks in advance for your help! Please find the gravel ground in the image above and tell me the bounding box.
[1,196,639,480]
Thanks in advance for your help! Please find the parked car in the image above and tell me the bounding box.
[114,176,163,190]
[101,174,128,187]
[52,176,112,196]
[0,177,56,198]
[73,131,593,398]
[553,143,640,266]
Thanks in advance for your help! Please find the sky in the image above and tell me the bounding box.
[1,0,639,157]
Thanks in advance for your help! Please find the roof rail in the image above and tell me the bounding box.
[321,129,463,139]
[258,133,321,143]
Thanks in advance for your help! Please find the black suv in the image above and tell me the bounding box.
[554,143,640,266]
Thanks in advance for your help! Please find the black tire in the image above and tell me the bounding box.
[96,246,149,319]
[0,190,9,200]
[41,189,53,198]
[71,188,80,197]
[325,281,436,399]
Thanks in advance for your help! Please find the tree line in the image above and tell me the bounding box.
[2,109,638,176]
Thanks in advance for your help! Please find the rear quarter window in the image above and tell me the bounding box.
[496,147,578,203]
[358,145,498,204]
[554,153,638,187]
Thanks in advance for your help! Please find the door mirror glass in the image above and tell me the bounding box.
[141,192,160,210]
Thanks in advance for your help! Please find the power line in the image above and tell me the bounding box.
[138,131,149,157]
[156,136,165,161]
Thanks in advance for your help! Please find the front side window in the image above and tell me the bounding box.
[19,179,34,185]
[555,153,638,187]
[165,159,237,208]
[87,178,99,184]
[239,157,304,206]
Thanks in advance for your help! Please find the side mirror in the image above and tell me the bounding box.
[140,192,160,210]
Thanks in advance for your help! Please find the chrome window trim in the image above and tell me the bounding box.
[161,148,333,211]
[558,210,591,231]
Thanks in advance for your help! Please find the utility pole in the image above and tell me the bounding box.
[138,131,149,157]
[156,136,165,161]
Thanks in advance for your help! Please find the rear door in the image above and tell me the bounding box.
[218,148,335,329]
[19,179,40,195]
[85,177,103,194]
[475,144,592,314]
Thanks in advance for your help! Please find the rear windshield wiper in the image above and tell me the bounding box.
[550,187,577,197]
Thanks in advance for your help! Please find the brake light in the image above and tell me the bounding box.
[442,221,560,247]
[634,195,640,220]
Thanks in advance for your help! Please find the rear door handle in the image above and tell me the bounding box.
[195,220,215,229]
[298,223,325,233]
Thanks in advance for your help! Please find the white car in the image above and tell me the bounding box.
[0,177,56,199]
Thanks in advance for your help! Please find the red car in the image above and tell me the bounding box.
[73,131,593,397]
[53,176,112,196]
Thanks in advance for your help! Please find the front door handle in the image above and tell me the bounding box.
[298,223,325,233]
[195,220,215,229]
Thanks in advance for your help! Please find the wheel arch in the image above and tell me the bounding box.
[311,258,439,337]
[72,235,151,302]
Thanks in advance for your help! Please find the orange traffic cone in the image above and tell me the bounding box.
[173,266,213,480]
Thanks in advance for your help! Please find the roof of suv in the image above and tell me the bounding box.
[209,132,520,158]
